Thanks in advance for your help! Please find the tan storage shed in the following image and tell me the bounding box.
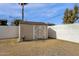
[18,21,48,41]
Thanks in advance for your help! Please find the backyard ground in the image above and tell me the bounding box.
[0,38,79,56]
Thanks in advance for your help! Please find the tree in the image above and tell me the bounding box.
[0,19,7,26]
[63,8,69,24]
[73,4,79,22]
[18,3,28,21]
[63,4,79,24]
[12,19,23,26]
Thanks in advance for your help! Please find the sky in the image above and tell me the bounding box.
[0,3,79,25]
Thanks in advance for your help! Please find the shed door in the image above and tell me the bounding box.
[34,25,47,39]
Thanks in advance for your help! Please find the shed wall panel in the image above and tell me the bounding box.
[34,25,48,39]
[20,24,33,40]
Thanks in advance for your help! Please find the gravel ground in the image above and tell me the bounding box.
[0,39,79,56]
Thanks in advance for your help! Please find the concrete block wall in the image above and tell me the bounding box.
[48,24,79,43]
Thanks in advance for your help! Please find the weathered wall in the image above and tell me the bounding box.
[48,24,79,43]
[0,26,19,39]
[33,25,48,39]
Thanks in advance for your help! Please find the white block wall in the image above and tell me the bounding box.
[0,26,19,39]
[48,24,79,43]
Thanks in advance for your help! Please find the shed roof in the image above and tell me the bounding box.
[20,21,48,25]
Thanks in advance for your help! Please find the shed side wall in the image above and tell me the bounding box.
[20,24,33,40]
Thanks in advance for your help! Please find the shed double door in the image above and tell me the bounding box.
[34,25,47,39]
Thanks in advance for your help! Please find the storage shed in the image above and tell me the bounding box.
[18,21,48,41]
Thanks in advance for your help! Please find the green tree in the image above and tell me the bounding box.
[12,19,23,26]
[63,4,79,24]
[72,4,79,22]
[0,19,7,26]
[63,8,69,24]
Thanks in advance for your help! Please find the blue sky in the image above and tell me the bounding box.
[0,3,79,25]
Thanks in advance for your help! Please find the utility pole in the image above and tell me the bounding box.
[22,3,24,21]
[19,3,28,21]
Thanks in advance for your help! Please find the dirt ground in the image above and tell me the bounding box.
[0,38,79,56]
